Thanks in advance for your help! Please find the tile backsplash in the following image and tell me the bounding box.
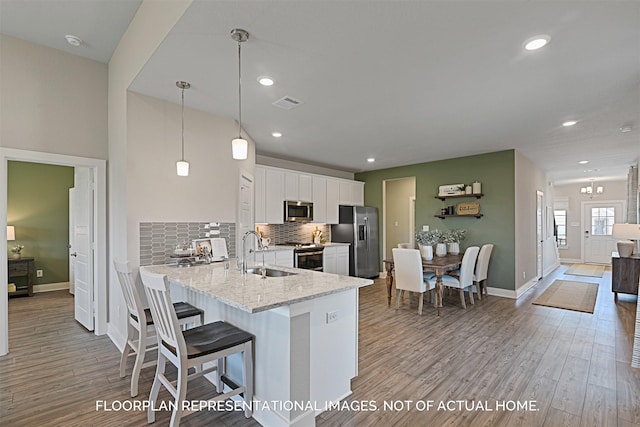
[256,223,331,244]
[139,222,236,266]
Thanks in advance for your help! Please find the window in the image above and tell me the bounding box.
[591,207,615,236]
[554,209,567,247]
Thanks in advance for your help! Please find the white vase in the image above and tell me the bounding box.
[448,242,460,255]
[419,244,433,260]
[436,243,447,257]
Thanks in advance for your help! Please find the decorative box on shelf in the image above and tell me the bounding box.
[456,202,480,216]
[438,184,465,196]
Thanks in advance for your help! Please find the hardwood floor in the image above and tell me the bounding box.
[1,264,638,426]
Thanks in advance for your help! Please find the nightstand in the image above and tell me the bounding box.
[8,257,35,297]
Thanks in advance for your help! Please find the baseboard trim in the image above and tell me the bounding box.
[543,261,561,277]
[516,277,539,298]
[33,282,70,293]
[486,287,517,299]
[107,323,127,353]
[560,257,582,264]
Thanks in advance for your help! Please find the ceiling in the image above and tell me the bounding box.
[2,1,639,184]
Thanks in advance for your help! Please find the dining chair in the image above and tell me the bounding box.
[113,259,204,397]
[473,244,494,300]
[140,268,254,427]
[392,248,435,315]
[432,246,479,309]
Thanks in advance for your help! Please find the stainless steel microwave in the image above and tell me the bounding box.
[284,201,314,222]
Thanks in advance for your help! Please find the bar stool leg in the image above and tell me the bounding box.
[243,343,254,418]
[148,352,165,424]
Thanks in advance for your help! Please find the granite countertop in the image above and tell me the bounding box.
[141,263,372,314]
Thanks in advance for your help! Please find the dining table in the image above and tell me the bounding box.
[383,253,463,316]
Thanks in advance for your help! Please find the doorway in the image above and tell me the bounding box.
[582,200,624,264]
[0,148,107,356]
[382,177,416,260]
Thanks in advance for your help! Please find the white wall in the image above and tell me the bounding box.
[126,91,255,266]
[0,35,107,158]
[514,150,558,290]
[553,180,627,261]
[257,154,354,180]
[107,0,193,347]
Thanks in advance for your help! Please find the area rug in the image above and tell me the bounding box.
[532,280,599,314]
[564,263,605,278]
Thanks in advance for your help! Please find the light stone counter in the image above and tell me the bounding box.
[141,262,372,313]
[140,262,372,427]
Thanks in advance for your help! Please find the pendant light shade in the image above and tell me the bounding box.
[176,81,190,176]
[232,137,248,160]
[176,160,189,176]
[231,29,249,160]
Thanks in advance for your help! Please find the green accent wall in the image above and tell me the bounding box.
[356,150,516,290]
[7,161,74,285]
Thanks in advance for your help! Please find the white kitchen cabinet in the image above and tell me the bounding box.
[250,249,293,268]
[335,245,349,275]
[323,245,349,275]
[265,168,285,224]
[339,180,365,206]
[255,166,266,223]
[326,178,340,224]
[285,172,313,202]
[255,165,362,225]
[312,176,327,224]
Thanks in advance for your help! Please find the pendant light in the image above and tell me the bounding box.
[231,28,249,160]
[176,81,190,176]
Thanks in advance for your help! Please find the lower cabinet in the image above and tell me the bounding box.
[324,245,349,275]
[250,249,294,268]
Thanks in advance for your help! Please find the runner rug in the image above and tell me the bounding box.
[564,263,605,278]
[532,280,598,314]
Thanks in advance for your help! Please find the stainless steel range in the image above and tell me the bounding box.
[285,242,324,271]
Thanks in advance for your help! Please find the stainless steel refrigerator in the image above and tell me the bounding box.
[331,205,380,279]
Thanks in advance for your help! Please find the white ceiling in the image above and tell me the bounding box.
[2,1,639,184]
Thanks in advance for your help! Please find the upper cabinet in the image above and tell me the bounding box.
[255,166,285,224]
[285,172,313,202]
[256,165,364,224]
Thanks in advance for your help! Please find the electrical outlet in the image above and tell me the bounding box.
[522,272,526,279]
[36,270,43,278]
[326,311,338,323]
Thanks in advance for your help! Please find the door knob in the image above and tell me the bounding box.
[70,252,77,257]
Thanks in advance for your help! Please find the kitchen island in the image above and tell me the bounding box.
[141,262,373,427]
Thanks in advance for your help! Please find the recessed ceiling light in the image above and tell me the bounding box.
[523,35,550,51]
[562,120,577,127]
[272,132,282,138]
[65,34,82,47]
[367,158,375,163]
[258,76,274,86]
[578,160,589,165]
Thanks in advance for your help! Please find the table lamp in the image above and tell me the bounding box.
[7,225,15,241]
[612,223,640,258]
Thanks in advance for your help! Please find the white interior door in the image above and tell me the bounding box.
[68,188,75,295]
[72,167,94,330]
[237,170,254,257]
[583,201,623,264]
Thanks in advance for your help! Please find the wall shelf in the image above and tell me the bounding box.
[434,214,483,219]
[435,193,483,201]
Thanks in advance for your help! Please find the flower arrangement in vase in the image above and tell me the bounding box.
[415,229,441,260]
[442,229,466,255]
[11,245,24,259]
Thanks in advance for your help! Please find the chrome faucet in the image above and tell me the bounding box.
[240,231,264,274]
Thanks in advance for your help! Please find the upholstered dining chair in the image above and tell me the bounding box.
[113,259,204,397]
[139,269,254,427]
[473,244,494,300]
[392,248,435,315]
[432,246,479,309]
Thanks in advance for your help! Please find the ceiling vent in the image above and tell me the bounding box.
[272,96,304,110]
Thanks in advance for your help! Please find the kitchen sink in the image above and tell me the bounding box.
[246,267,298,277]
